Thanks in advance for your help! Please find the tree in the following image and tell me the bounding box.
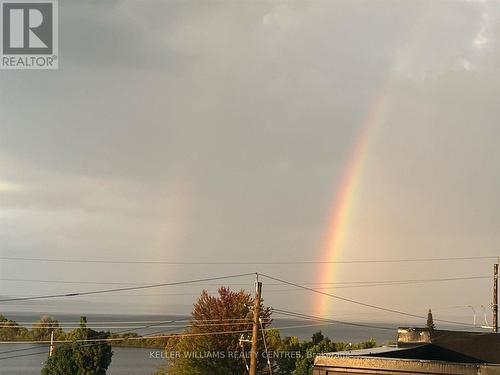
[41,316,113,375]
[266,329,300,375]
[311,331,324,345]
[155,287,272,375]
[32,315,64,341]
[41,344,78,375]
[293,333,376,375]
[0,315,29,340]
[294,338,337,375]
[426,309,435,330]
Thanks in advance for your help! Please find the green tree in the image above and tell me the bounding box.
[41,316,113,375]
[32,315,64,341]
[266,329,300,375]
[155,287,272,375]
[0,315,29,340]
[426,309,435,330]
[311,331,324,345]
[294,334,337,375]
[41,345,78,375]
[293,332,377,375]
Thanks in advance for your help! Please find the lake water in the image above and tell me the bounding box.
[0,322,396,374]
[0,345,165,375]
[0,312,399,341]
[0,312,408,374]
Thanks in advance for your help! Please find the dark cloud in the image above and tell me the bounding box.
[0,0,499,315]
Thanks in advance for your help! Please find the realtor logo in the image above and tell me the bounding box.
[1,0,58,69]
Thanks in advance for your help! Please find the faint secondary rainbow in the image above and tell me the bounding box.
[314,79,391,316]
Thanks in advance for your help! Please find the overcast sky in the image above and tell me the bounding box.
[0,0,499,324]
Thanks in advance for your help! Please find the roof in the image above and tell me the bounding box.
[397,327,500,363]
[318,344,485,363]
[313,328,500,374]
[320,345,406,357]
[313,355,500,375]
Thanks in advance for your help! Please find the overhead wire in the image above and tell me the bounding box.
[0,272,255,303]
[259,273,475,327]
[271,308,396,331]
[0,255,496,265]
[259,317,273,375]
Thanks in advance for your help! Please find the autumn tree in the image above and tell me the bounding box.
[155,287,272,375]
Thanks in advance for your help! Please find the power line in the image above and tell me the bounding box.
[0,320,383,362]
[0,270,480,331]
[0,315,270,359]
[0,315,196,356]
[0,316,252,357]
[259,273,475,327]
[25,275,485,298]
[1,328,256,346]
[0,319,176,356]
[271,308,396,331]
[0,319,396,362]
[0,273,255,303]
[0,255,496,265]
[0,328,248,361]
[259,317,273,375]
[9,318,255,325]
[0,298,396,360]
[0,275,489,288]
[0,271,485,326]
[0,302,484,361]
[0,320,270,329]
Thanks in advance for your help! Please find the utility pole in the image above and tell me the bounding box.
[49,331,54,357]
[493,263,498,333]
[249,276,262,375]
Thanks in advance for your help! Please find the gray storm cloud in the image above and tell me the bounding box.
[0,0,499,318]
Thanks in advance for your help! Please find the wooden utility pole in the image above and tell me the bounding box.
[49,331,54,357]
[249,278,262,375]
[493,263,498,333]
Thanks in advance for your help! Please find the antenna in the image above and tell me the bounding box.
[493,263,498,333]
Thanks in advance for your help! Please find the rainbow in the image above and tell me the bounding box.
[314,80,391,316]
[313,5,433,316]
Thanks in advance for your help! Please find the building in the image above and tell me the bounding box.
[313,327,500,375]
